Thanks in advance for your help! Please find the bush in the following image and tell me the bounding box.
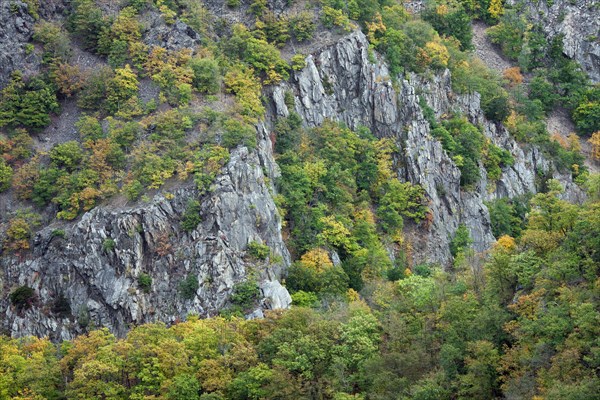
[52,293,71,317]
[69,0,108,51]
[76,115,104,142]
[102,238,116,252]
[50,141,84,171]
[291,290,319,307]
[124,179,144,200]
[436,117,486,187]
[180,275,199,300]
[484,142,514,181]
[190,57,221,94]
[321,6,354,31]
[33,20,71,60]
[0,73,59,129]
[181,200,202,232]
[230,280,260,310]
[291,54,307,71]
[10,286,35,311]
[450,224,472,257]
[51,229,66,239]
[247,241,270,260]
[192,145,230,194]
[376,180,428,233]
[290,12,316,42]
[221,118,257,149]
[78,66,113,110]
[413,263,433,277]
[5,216,34,251]
[138,273,152,293]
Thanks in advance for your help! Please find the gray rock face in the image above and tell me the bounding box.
[508,0,600,83]
[0,1,38,89]
[268,30,583,265]
[142,10,203,51]
[1,146,291,340]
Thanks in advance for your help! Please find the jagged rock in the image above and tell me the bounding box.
[142,11,202,51]
[246,308,264,319]
[267,30,583,265]
[1,147,291,340]
[508,0,600,83]
[0,1,39,88]
[260,280,292,310]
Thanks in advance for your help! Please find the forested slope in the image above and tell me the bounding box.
[0,0,599,397]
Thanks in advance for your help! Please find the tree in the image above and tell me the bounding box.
[458,341,500,399]
[487,0,503,20]
[69,0,107,51]
[486,10,527,60]
[190,57,221,94]
[227,364,273,400]
[573,98,600,135]
[49,141,84,171]
[0,73,59,129]
[106,64,139,114]
[0,159,13,192]
[224,65,265,119]
[450,224,472,257]
[224,24,289,84]
[589,131,600,161]
[167,374,200,400]
[422,1,473,50]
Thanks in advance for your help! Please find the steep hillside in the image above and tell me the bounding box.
[0,0,595,341]
[1,0,599,399]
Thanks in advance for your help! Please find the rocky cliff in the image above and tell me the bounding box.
[508,0,600,83]
[1,142,291,340]
[267,31,583,264]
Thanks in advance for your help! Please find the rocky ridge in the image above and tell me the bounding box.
[268,30,583,264]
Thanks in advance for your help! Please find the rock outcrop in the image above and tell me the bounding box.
[1,145,291,340]
[0,0,39,88]
[267,30,583,265]
[508,0,600,83]
[142,10,203,51]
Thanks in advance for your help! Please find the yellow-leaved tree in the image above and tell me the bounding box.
[488,0,504,20]
[589,131,600,161]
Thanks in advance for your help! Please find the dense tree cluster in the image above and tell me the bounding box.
[275,119,427,293]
